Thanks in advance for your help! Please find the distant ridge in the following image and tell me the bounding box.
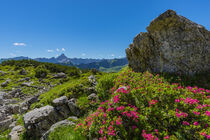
[0,54,128,71]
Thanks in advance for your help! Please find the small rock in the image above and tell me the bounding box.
[68,100,80,117]
[88,93,98,100]
[52,96,68,106]
[8,125,24,140]
[52,73,66,79]
[1,79,10,87]
[21,82,33,87]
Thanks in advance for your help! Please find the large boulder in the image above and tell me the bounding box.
[126,10,210,75]
[23,105,59,138]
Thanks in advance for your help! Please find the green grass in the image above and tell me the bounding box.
[31,72,104,109]
[48,125,86,140]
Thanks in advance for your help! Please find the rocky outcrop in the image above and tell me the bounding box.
[126,10,210,75]
[23,96,81,138]
[23,105,60,138]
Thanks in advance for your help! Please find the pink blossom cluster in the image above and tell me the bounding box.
[142,130,158,140]
[182,121,189,125]
[113,95,120,103]
[193,111,200,116]
[148,100,158,106]
[175,109,188,118]
[205,111,210,116]
[200,132,210,139]
[175,97,199,105]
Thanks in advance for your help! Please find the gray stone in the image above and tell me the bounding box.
[67,100,80,117]
[88,75,97,86]
[126,10,210,75]
[8,125,24,140]
[23,105,59,138]
[21,82,33,87]
[0,115,13,131]
[52,72,66,79]
[52,96,70,118]
[52,96,68,106]
[88,93,98,100]
[1,79,10,87]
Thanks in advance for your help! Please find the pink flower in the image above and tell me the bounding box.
[205,111,210,116]
[99,128,104,134]
[193,122,199,126]
[193,111,200,116]
[116,116,122,126]
[164,136,170,139]
[200,132,206,136]
[149,100,158,106]
[113,95,120,103]
[182,121,189,125]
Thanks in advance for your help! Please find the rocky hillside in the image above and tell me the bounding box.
[0,10,209,140]
[126,10,210,75]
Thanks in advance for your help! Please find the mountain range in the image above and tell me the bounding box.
[0,54,128,72]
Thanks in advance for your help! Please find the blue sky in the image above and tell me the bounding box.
[0,0,209,59]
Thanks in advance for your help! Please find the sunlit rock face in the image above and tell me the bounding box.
[126,10,210,75]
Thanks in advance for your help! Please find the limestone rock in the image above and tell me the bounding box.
[52,96,70,118]
[23,105,59,138]
[68,100,80,117]
[1,79,10,87]
[88,93,98,100]
[8,125,24,140]
[52,72,66,79]
[126,10,210,75]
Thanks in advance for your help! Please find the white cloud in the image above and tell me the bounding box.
[47,49,54,53]
[82,53,86,56]
[111,54,115,57]
[56,48,60,52]
[13,42,26,46]
[61,48,65,52]
[10,53,16,57]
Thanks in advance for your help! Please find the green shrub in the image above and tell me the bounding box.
[96,73,118,101]
[35,65,49,78]
[76,68,210,139]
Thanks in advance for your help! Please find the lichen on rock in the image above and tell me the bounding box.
[126,9,210,75]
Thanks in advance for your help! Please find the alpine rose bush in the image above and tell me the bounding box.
[76,68,210,139]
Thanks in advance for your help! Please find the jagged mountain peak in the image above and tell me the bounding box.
[56,53,68,60]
